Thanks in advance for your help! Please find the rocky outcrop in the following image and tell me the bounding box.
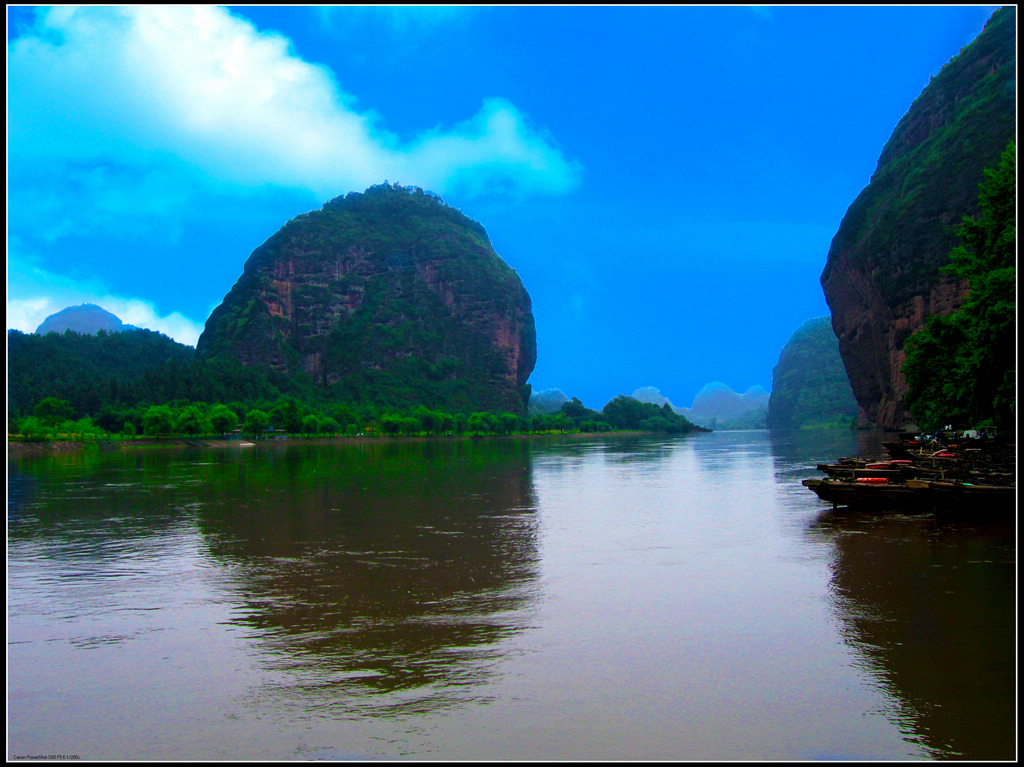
[820,7,1016,429]
[767,316,859,430]
[197,183,536,413]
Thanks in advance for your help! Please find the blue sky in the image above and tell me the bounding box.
[6,5,999,410]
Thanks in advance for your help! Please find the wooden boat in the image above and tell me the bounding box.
[803,477,1016,515]
[802,478,931,512]
[815,462,939,480]
[807,437,1015,515]
[904,479,1016,515]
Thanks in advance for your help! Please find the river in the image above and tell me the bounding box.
[6,430,1016,760]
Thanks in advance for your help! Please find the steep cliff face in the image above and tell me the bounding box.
[820,6,1015,429]
[767,316,859,430]
[197,184,537,413]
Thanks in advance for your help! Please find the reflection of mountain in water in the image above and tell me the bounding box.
[808,512,1015,760]
[192,439,541,717]
[766,428,885,479]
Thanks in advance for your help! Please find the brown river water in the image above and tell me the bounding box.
[6,430,1016,760]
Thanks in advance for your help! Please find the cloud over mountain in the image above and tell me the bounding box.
[9,6,581,203]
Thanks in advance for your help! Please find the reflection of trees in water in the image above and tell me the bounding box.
[808,512,1015,760]
[529,433,680,466]
[192,439,541,717]
[8,449,209,545]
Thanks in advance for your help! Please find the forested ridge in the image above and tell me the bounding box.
[767,317,859,430]
[8,328,705,440]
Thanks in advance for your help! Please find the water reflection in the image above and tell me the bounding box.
[9,440,541,724]
[189,439,541,718]
[8,433,1015,760]
[767,427,889,480]
[764,428,1016,761]
[808,505,1016,760]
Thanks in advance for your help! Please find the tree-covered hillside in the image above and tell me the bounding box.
[7,328,282,422]
[767,317,859,430]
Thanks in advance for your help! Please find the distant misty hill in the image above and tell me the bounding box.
[767,316,859,430]
[633,384,769,430]
[528,388,569,415]
[35,304,138,335]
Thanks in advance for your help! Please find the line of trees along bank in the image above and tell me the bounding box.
[8,323,705,440]
[12,394,707,442]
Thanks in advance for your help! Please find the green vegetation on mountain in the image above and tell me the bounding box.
[820,6,1015,428]
[767,317,859,430]
[822,7,1016,305]
[198,183,536,414]
[902,141,1016,431]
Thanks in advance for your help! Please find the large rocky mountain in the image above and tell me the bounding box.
[767,316,859,430]
[820,6,1015,429]
[197,183,537,413]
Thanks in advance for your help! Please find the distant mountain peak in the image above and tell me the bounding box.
[35,304,137,335]
[633,383,768,430]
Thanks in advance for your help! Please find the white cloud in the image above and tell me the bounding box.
[7,293,205,348]
[7,6,579,346]
[7,260,205,347]
[8,6,581,201]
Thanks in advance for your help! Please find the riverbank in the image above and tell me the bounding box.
[7,429,666,457]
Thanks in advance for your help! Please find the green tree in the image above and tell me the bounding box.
[17,415,52,441]
[34,397,72,432]
[379,413,402,436]
[175,405,209,437]
[69,416,101,438]
[302,414,322,437]
[601,394,700,433]
[904,141,1016,430]
[468,412,491,435]
[209,404,239,436]
[95,404,127,434]
[270,397,303,434]
[244,409,271,439]
[142,405,176,439]
[498,412,520,435]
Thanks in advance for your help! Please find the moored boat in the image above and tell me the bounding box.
[904,479,1016,515]
[802,477,932,512]
[802,476,1016,515]
[805,434,1015,516]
